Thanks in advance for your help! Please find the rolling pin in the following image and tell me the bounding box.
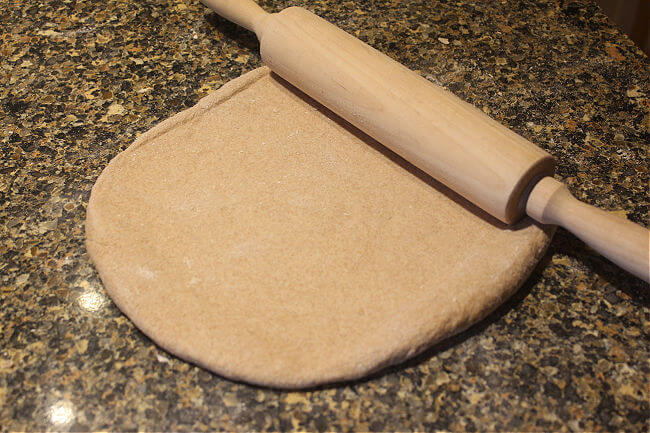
[200,0,649,282]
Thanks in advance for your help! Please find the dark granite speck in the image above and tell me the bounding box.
[1,0,648,431]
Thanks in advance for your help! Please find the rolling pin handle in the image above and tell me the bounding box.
[526,176,650,282]
[200,0,269,34]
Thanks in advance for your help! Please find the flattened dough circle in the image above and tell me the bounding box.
[86,67,552,388]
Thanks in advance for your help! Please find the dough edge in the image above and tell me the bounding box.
[85,67,554,388]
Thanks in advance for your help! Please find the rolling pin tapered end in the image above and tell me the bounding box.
[201,0,269,33]
[527,177,650,282]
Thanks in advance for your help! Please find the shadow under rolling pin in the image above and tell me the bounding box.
[200,0,650,282]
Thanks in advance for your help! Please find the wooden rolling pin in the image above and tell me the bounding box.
[200,0,649,282]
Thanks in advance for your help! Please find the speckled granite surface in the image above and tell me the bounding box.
[1,0,648,431]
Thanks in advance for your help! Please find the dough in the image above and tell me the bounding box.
[86,67,552,388]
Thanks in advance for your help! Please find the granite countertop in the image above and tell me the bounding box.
[1,0,648,430]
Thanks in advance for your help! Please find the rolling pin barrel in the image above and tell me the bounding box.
[202,1,555,223]
[257,7,556,224]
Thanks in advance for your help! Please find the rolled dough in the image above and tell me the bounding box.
[86,67,553,388]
